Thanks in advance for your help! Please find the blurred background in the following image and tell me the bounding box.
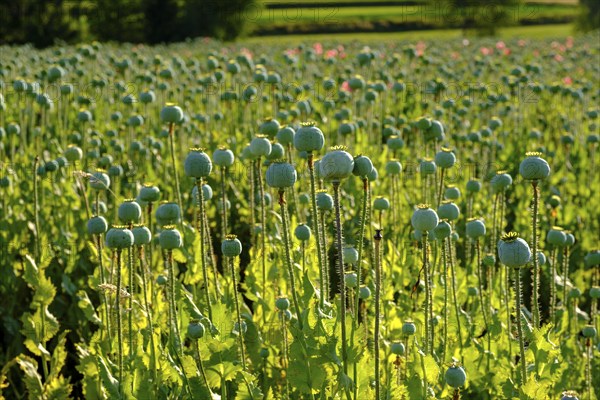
[0,0,597,47]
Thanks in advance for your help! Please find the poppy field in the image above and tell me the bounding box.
[0,33,598,399]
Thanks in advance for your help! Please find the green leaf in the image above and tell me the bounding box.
[77,290,101,325]
[235,371,263,400]
[43,376,72,400]
[16,355,43,400]
[48,331,69,381]
[97,355,122,400]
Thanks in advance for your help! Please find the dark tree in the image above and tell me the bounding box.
[577,0,600,32]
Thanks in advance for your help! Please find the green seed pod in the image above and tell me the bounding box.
[118,199,142,224]
[445,364,467,388]
[266,161,297,189]
[581,325,597,338]
[184,148,212,178]
[537,251,547,265]
[565,232,575,247]
[319,147,354,181]
[491,171,513,192]
[275,297,290,311]
[105,227,134,249]
[159,226,182,250]
[298,193,310,205]
[345,271,358,288]
[483,254,496,266]
[156,275,168,285]
[437,201,460,221]
[519,152,550,180]
[155,202,180,226]
[89,170,110,191]
[416,117,432,130]
[434,147,456,169]
[250,135,272,157]
[359,285,371,300]
[390,342,405,355]
[294,224,311,241]
[276,126,295,145]
[434,220,452,240]
[221,234,242,257]
[569,287,581,299]
[259,118,281,138]
[547,227,567,246]
[316,191,334,211]
[259,347,269,358]
[187,321,206,339]
[64,145,83,162]
[139,184,161,203]
[387,135,404,151]
[419,159,437,175]
[294,122,324,152]
[560,391,579,400]
[160,103,184,124]
[498,232,531,268]
[267,143,285,160]
[343,247,359,264]
[373,196,390,211]
[353,155,374,177]
[402,320,416,336]
[213,147,235,167]
[44,160,59,172]
[468,287,479,296]
[366,166,378,182]
[466,218,486,238]
[589,286,600,299]
[87,216,108,235]
[445,185,461,200]
[585,250,600,267]
[466,179,481,193]
[411,204,439,232]
[132,226,152,246]
[385,160,402,175]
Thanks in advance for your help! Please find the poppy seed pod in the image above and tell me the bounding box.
[466,179,481,193]
[359,285,371,300]
[259,118,280,138]
[64,145,83,162]
[185,149,212,178]
[582,325,597,338]
[390,342,405,355]
[155,202,181,226]
[293,122,324,152]
[491,171,513,192]
[373,196,390,211]
[343,247,359,264]
[411,204,439,232]
[434,220,452,240]
[275,297,290,311]
[132,226,152,246]
[565,232,575,247]
[87,216,108,235]
[159,226,182,250]
[366,166,378,181]
[437,201,460,221]
[89,170,110,191]
[547,227,567,246]
[497,232,531,268]
[466,218,486,238]
[560,391,579,400]
[139,184,161,203]
[419,159,437,175]
[213,147,235,167]
[118,199,142,224]
[187,321,206,339]
[519,152,550,180]
[266,161,297,189]
[250,135,272,157]
[445,185,461,200]
[445,365,467,388]
[267,143,285,160]
[276,126,295,145]
[316,191,334,210]
[294,224,311,241]
[353,155,374,177]
[385,160,402,175]
[402,320,416,336]
[344,271,358,288]
[221,235,242,257]
[319,147,354,181]
[584,250,600,267]
[105,227,134,249]
[160,103,184,124]
[434,148,456,169]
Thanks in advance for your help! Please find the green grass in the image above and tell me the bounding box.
[241,23,575,43]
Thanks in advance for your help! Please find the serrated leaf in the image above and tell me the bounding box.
[16,356,43,400]
[77,290,101,325]
[235,371,263,400]
[48,331,69,381]
[97,355,122,400]
[43,376,72,400]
